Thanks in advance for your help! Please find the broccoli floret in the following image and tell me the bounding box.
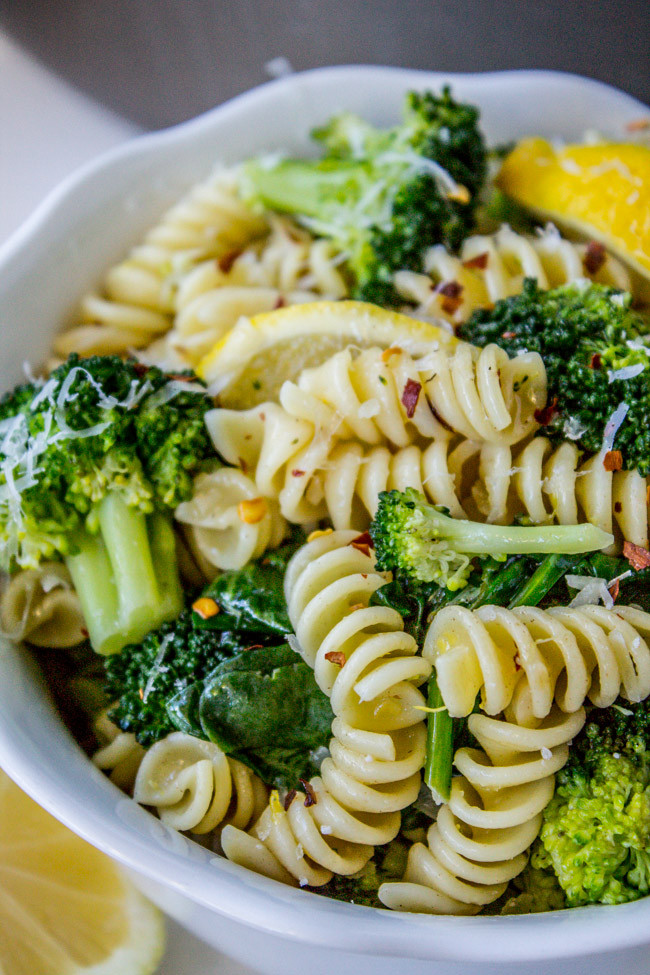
[0,354,214,654]
[104,607,261,746]
[535,699,650,907]
[242,88,487,306]
[459,279,650,475]
[369,488,613,590]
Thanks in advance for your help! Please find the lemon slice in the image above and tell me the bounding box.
[198,300,457,409]
[0,768,164,975]
[497,138,650,300]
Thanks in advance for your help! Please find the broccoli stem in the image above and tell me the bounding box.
[424,672,453,804]
[66,493,182,655]
[430,516,612,556]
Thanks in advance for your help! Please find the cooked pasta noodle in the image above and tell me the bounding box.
[174,467,287,573]
[221,530,431,886]
[92,711,146,793]
[0,563,86,647]
[423,604,650,722]
[394,224,632,327]
[378,708,586,914]
[54,167,268,360]
[133,731,268,835]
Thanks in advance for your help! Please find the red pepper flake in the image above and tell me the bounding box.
[436,280,464,314]
[583,241,606,275]
[614,501,623,514]
[349,531,373,557]
[291,469,305,477]
[501,331,516,340]
[273,295,286,310]
[534,397,559,426]
[607,578,620,602]
[401,379,422,419]
[513,654,522,672]
[299,779,317,807]
[603,450,623,472]
[138,687,144,700]
[283,789,297,811]
[192,597,220,619]
[626,118,650,132]
[462,252,489,270]
[81,627,89,638]
[132,362,150,377]
[218,249,242,273]
[324,651,346,668]
[623,541,650,570]
[590,353,602,370]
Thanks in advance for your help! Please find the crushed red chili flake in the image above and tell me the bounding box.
[534,397,559,426]
[583,241,606,275]
[607,579,620,602]
[238,456,248,474]
[623,541,650,570]
[132,362,149,377]
[436,280,463,314]
[218,249,242,273]
[324,651,346,668]
[291,469,306,477]
[349,532,373,557]
[603,450,623,472]
[501,331,516,340]
[283,789,297,811]
[614,501,623,513]
[299,779,317,807]
[626,118,650,132]
[81,627,89,638]
[590,353,602,370]
[462,251,489,270]
[273,295,286,310]
[192,597,220,619]
[138,687,144,700]
[401,379,422,418]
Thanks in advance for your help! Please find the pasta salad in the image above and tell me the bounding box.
[2,85,650,916]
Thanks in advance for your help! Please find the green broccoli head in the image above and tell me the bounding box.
[535,699,650,907]
[369,488,613,590]
[0,354,215,653]
[242,87,487,306]
[459,279,650,475]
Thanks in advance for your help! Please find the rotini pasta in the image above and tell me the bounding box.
[53,167,268,360]
[92,711,146,793]
[394,224,632,327]
[423,604,650,722]
[378,708,586,914]
[174,467,288,573]
[132,731,268,835]
[0,563,86,647]
[221,530,431,886]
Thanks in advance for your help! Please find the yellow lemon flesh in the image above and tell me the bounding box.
[497,138,650,300]
[0,769,164,975]
[198,299,457,409]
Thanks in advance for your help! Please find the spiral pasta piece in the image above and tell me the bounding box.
[379,708,586,914]
[54,167,268,359]
[0,562,86,647]
[394,223,632,328]
[284,342,546,447]
[423,604,650,723]
[174,467,287,573]
[132,731,269,835]
[221,530,431,887]
[92,712,146,793]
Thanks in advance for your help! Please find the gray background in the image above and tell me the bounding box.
[1,0,649,129]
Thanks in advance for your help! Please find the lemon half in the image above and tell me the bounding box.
[0,769,164,975]
[497,138,650,300]
[198,300,457,409]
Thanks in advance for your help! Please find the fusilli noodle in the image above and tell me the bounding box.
[174,467,287,574]
[0,563,86,647]
[133,731,268,835]
[378,708,586,914]
[92,711,146,793]
[221,530,431,886]
[423,604,650,722]
[394,224,632,327]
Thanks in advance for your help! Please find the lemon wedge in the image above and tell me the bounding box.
[497,138,650,300]
[0,768,164,975]
[198,299,457,409]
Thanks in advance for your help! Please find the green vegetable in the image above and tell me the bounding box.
[369,487,613,590]
[242,88,487,306]
[0,354,214,653]
[535,700,650,906]
[311,839,409,907]
[459,279,650,475]
[424,673,453,803]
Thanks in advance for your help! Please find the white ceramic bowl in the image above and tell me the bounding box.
[1,67,649,975]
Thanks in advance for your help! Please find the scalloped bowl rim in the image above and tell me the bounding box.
[0,65,649,965]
